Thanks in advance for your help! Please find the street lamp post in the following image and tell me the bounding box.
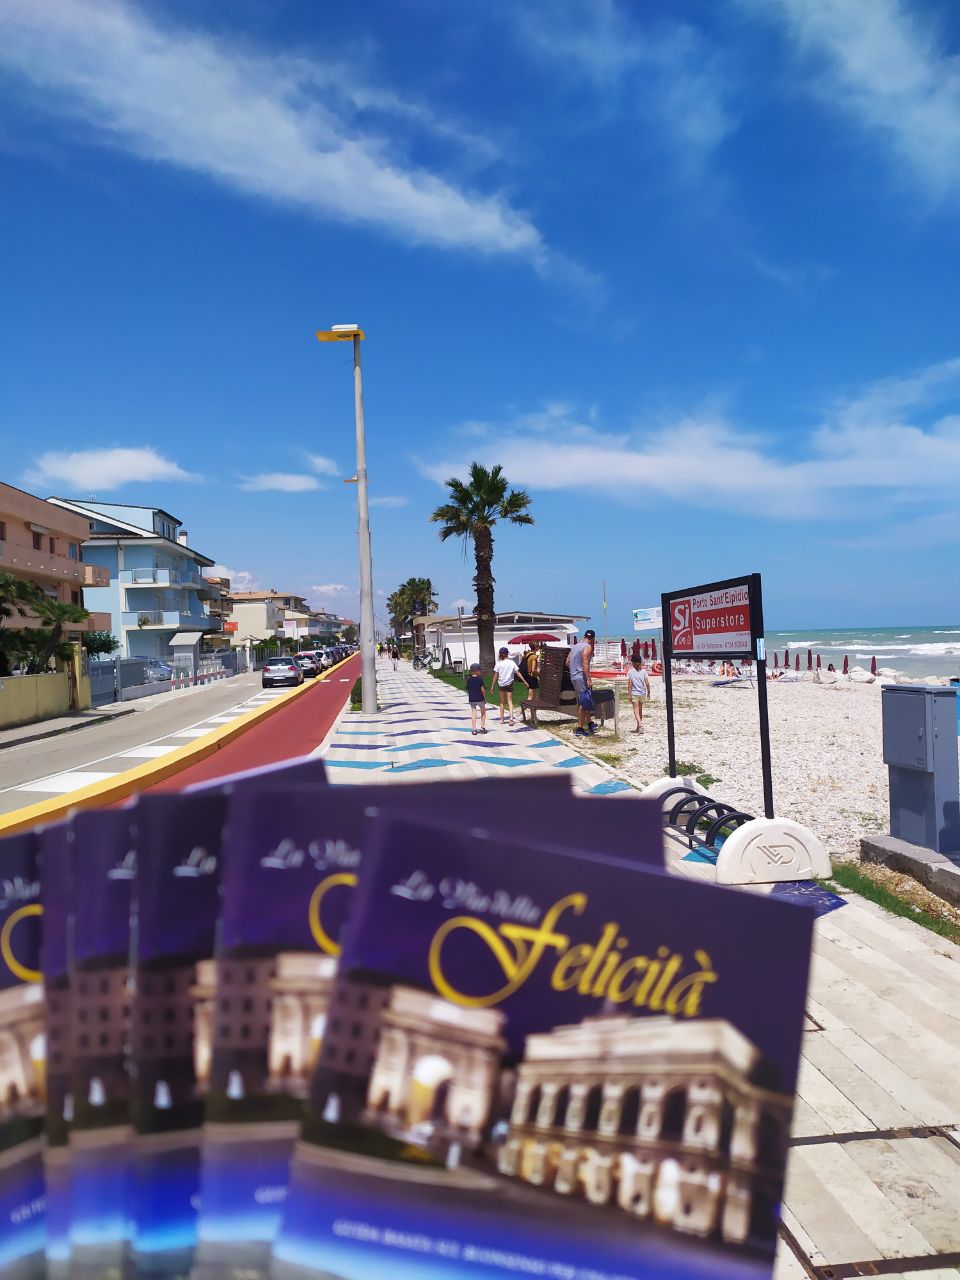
[316,323,376,713]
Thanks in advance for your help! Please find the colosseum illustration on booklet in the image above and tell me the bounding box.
[271,814,813,1280]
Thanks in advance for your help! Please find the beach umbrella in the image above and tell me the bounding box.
[795,654,800,671]
[620,638,627,659]
[871,655,877,676]
[643,640,650,658]
[842,655,849,675]
[651,637,657,660]
[807,648,813,670]
[631,639,641,661]
[784,647,790,666]
[816,654,821,670]
[773,652,779,668]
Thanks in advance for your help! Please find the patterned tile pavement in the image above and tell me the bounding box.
[313,662,632,795]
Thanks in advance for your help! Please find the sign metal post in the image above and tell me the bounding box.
[661,572,774,819]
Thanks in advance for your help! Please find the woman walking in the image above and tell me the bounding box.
[628,654,650,733]
[494,647,529,726]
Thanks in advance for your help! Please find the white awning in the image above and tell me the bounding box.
[169,631,202,646]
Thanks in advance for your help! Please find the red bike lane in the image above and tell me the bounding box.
[147,655,359,792]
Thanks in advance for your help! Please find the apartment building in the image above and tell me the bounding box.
[47,499,217,660]
[0,481,110,634]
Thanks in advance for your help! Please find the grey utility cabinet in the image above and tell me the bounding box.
[881,684,960,853]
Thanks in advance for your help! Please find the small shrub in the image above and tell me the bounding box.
[595,752,622,766]
[349,677,363,710]
[695,772,719,789]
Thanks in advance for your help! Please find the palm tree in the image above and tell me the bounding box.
[0,572,41,677]
[24,598,90,674]
[386,577,438,641]
[430,463,534,671]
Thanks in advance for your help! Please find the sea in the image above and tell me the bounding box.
[766,626,960,680]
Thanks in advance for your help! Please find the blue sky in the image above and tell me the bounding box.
[3,0,960,633]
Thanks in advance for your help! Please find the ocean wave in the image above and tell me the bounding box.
[933,630,960,634]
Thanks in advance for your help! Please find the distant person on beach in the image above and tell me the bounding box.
[494,646,529,726]
[391,645,399,670]
[466,662,488,735]
[567,629,597,737]
[628,655,650,733]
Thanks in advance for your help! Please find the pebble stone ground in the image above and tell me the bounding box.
[315,661,960,1280]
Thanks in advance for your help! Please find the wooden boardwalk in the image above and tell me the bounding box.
[774,894,960,1278]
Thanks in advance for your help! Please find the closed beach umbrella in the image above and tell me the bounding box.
[784,647,790,666]
[643,640,650,658]
[795,654,800,671]
[871,655,877,676]
[631,639,641,661]
[651,637,657,660]
[842,655,849,675]
[773,652,779,668]
[807,648,813,670]
[816,654,821,670]
[620,638,627,659]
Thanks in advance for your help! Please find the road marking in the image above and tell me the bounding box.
[115,745,183,759]
[18,770,117,794]
[168,728,216,739]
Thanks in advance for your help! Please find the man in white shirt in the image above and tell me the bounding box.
[628,656,650,733]
[494,647,529,726]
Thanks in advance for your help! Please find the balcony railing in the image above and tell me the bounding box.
[0,545,86,586]
[121,610,215,630]
[84,564,111,587]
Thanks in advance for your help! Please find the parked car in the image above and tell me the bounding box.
[143,658,174,682]
[261,657,304,688]
[294,654,320,678]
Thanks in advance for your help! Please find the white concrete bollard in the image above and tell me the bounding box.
[715,816,831,885]
[640,776,707,813]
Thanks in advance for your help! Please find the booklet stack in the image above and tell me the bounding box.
[0,754,818,1280]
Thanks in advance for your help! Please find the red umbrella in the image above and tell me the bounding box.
[651,637,658,660]
[871,655,877,676]
[773,652,779,668]
[842,655,849,675]
[509,633,559,644]
[807,648,813,671]
[816,654,821,670]
[784,647,790,666]
[643,640,650,658]
[620,638,627,658]
[795,654,800,671]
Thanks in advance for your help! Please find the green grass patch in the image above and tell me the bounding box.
[816,863,960,946]
[349,677,363,709]
[673,760,703,776]
[595,751,622,766]
[430,666,506,706]
[695,772,720,789]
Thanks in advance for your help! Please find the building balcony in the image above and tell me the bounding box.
[0,545,86,586]
[63,611,113,633]
[119,567,205,588]
[121,610,215,631]
[84,564,111,587]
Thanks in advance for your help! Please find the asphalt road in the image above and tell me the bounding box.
[0,672,269,814]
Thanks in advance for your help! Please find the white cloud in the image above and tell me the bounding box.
[238,472,320,492]
[450,598,473,611]
[310,582,349,595]
[0,0,547,261]
[26,445,196,491]
[307,453,339,476]
[509,0,736,173]
[209,562,259,590]
[369,495,409,508]
[749,0,960,199]
[421,358,960,520]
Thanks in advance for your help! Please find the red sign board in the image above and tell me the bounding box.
[667,581,753,658]
[223,620,238,633]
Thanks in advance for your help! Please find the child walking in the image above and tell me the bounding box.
[628,655,650,733]
[466,662,488,735]
[494,647,529,726]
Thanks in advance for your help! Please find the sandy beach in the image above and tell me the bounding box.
[541,673,959,861]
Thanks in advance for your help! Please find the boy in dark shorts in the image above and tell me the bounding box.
[466,662,488,735]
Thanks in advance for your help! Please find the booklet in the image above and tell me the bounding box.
[195,773,621,1280]
[129,791,228,1280]
[0,830,44,1279]
[39,820,74,1280]
[67,806,136,1280]
[183,753,328,795]
[272,813,814,1280]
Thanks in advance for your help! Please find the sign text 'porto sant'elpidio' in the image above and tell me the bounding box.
[668,583,752,656]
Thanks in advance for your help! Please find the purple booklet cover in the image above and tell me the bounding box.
[67,806,136,1280]
[129,791,228,1280]
[184,753,328,795]
[195,773,623,1279]
[39,820,74,1279]
[0,830,44,1278]
[271,814,814,1280]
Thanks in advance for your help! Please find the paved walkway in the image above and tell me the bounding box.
[318,663,960,1280]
